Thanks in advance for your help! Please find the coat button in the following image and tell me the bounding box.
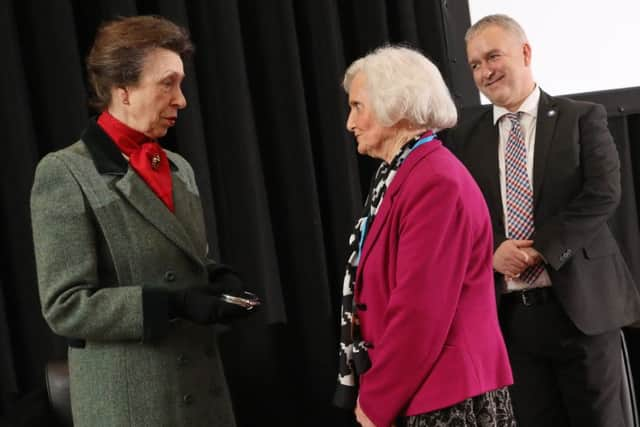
[183,394,193,405]
[356,303,367,311]
[164,270,176,282]
[177,354,188,367]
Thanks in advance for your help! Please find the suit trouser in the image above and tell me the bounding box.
[499,290,623,427]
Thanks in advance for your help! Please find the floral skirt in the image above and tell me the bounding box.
[402,387,516,427]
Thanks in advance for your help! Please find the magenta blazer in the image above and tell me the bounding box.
[356,141,513,427]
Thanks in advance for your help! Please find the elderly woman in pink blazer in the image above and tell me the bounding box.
[333,46,515,427]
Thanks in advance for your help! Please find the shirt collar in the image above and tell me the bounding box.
[492,84,540,125]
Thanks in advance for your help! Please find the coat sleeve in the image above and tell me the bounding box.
[358,170,472,427]
[533,103,621,270]
[31,153,162,342]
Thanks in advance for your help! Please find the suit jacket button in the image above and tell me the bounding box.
[183,394,193,405]
[164,270,176,282]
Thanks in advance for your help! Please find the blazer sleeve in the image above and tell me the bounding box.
[358,170,471,427]
[533,103,621,269]
[31,154,153,342]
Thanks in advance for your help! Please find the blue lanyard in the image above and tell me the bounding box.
[412,133,436,150]
[356,133,437,260]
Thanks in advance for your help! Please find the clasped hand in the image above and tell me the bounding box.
[493,239,543,279]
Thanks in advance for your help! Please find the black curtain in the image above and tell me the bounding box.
[0,1,461,426]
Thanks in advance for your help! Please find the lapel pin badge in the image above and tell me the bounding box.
[151,153,161,170]
[547,109,556,117]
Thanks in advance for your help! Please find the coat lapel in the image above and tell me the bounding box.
[82,119,203,265]
[533,91,559,209]
[115,169,202,264]
[171,173,207,254]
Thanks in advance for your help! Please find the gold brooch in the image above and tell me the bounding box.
[150,153,161,170]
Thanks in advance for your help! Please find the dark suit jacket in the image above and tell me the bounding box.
[446,90,640,335]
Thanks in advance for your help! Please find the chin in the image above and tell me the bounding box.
[482,92,503,107]
[150,129,168,139]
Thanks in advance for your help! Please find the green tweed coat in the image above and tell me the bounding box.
[31,120,236,427]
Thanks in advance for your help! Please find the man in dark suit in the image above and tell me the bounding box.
[446,14,640,427]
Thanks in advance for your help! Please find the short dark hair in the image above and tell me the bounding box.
[86,15,194,111]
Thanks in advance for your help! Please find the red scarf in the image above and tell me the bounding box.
[97,112,174,212]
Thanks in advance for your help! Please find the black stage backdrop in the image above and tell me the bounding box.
[2,1,640,426]
[0,1,471,426]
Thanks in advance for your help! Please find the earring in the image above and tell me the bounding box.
[121,87,130,105]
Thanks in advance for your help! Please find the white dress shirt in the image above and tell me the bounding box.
[493,86,552,291]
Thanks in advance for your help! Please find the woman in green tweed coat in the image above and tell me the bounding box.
[30,16,257,427]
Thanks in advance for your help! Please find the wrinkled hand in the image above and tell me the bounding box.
[493,239,534,278]
[355,398,376,427]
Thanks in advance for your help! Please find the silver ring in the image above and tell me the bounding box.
[220,294,260,310]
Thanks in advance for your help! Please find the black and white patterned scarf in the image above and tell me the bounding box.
[334,131,436,409]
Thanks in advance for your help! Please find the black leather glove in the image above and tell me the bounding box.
[204,263,261,320]
[210,270,246,296]
[168,285,252,325]
[206,263,245,294]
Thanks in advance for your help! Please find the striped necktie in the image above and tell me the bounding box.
[504,112,544,284]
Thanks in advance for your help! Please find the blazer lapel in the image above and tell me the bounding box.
[355,142,440,285]
[115,169,202,264]
[355,195,392,286]
[533,91,559,209]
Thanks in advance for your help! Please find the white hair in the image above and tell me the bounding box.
[465,14,528,44]
[343,45,457,130]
